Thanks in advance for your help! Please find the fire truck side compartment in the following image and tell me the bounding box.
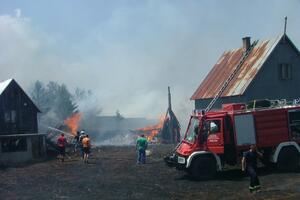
[254,109,289,147]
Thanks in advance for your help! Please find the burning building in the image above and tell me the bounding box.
[133,116,166,142]
[133,87,181,144]
[45,112,82,152]
[64,112,82,136]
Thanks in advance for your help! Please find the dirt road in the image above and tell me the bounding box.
[1,145,300,200]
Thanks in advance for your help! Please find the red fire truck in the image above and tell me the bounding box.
[165,101,300,180]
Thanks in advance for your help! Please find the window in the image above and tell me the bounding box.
[185,117,199,143]
[4,112,10,122]
[11,110,16,123]
[205,120,221,134]
[4,110,17,123]
[280,64,292,80]
[289,110,300,140]
[1,137,27,152]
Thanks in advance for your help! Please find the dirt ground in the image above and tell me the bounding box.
[1,145,300,200]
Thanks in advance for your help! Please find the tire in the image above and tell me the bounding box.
[188,156,217,180]
[277,147,299,172]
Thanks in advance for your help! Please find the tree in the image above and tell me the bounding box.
[30,81,49,113]
[30,81,78,121]
[53,84,78,121]
[46,81,60,108]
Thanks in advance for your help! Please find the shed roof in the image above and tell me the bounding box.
[191,34,299,100]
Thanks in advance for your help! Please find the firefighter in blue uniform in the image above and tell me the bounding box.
[242,144,263,193]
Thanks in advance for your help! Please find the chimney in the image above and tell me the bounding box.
[242,37,251,51]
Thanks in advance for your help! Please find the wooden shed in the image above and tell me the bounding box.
[0,79,46,163]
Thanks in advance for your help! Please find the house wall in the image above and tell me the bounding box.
[195,38,300,110]
[0,137,32,163]
[195,96,247,110]
[245,39,300,100]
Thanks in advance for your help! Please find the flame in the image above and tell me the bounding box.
[136,116,166,141]
[64,113,82,136]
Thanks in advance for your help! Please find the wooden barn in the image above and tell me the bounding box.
[0,79,46,164]
[191,33,300,110]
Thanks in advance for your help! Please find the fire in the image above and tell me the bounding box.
[64,112,82,136]
[136,116,166,141]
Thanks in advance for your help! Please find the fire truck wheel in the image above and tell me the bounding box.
[277,147,299,172]
[189,156,216,180]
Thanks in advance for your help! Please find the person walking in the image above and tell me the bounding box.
[57,133,67,162]
[74,131,80,153]
[242,144,263,193]
[78,130,86,158]
[136,134,148,164]
[82,135,91,164]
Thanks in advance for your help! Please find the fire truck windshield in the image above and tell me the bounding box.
[185,117,199,143]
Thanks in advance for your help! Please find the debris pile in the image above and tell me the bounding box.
[46,113,82,154]
[133,87,181,143]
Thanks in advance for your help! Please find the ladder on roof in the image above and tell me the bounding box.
[205,40,259,112]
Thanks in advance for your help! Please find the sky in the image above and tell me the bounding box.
[0,0,299,126]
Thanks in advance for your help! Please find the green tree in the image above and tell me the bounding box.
[46,81,60,108]
[53,84,78,120]
[30,81,49,113]
[30,81,78,121]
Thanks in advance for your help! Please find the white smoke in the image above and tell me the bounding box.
[94,132,135,146]
[14,9,21,18]
[0,2,300,136]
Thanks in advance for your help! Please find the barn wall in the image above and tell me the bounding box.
[0,137,32,163]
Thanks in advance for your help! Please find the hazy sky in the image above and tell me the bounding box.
[0,0,299,124]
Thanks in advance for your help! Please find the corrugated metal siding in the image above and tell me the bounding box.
[191,35,283,100]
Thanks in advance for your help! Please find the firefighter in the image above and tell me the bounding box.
[136,134,148,164]
[242,144,263,193]
[82,134,91,164]
[57,133,67,162]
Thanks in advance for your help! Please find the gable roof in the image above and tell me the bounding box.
[0,79,41,112]
[191,34,300,100]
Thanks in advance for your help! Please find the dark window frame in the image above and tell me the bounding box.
[279,63,292,80]
[3,110,17,123]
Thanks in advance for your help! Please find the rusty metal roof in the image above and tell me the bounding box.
[191,34,284,100]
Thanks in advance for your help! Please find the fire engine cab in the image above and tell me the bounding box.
[165,100,300,180]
